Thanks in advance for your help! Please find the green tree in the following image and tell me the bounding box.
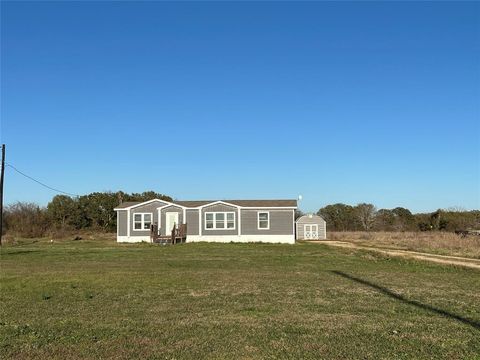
[46,195,78,228]
[80,192,119,231]
[295,209,305,220]
[125,191,172,203]
[318,203,358,231]
[391,207,415,231]
[376,209,395,231]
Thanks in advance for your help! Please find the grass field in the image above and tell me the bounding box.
[329,231,480,259]
[1,238,479,359]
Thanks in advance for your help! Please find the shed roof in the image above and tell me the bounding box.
[296,214,326,223]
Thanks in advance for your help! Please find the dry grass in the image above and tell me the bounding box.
[328,231,480,259]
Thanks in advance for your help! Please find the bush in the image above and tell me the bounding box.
[3,202,50,238]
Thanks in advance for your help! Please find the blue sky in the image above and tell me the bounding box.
[1,1,479,213]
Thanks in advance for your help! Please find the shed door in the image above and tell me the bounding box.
[304,224,318,239]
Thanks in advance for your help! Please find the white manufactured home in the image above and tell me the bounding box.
[114,198,298,244]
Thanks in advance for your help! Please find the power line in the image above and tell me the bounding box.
[6,162,80,197]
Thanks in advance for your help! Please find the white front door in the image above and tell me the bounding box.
[165,212,179,236]
[304,224,318,239]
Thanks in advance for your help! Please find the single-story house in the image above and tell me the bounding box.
[114,198,297,244]
[296,214,327,240]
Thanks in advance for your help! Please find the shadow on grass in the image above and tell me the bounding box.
[1,249,41,256]
[331,270,480,331]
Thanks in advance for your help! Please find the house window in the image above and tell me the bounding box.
[133,213,152,230]
[206,213,214,229]
[216,213,225,228]
[227,213,235,229]
[258,212,270,229]
[205,212,235,230]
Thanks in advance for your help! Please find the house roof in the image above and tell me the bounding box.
[173,200,211,207]
[175,200,297,208]
[219,200,297,207]
[114,201,141,209]
[115,199,297,210]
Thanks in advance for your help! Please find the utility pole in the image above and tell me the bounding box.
[0,144,5,246]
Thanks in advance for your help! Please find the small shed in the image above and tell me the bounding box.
[296,214,327,240]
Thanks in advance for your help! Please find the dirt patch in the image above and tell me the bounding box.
[328,231,480,259]
[312,241,480,270]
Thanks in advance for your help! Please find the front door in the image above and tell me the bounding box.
[304,224,318,239]
[165,212,179,236]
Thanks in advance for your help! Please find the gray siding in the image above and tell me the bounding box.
[186,209,199,235]
[118,199,297,240]
[241,209,295,235]
[159,205,184,236]
[201,204,239,236]
[296,215,326,240]
[117,210,128,236]
[129,200,169,237]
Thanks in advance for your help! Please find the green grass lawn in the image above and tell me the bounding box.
[1,239,479,359]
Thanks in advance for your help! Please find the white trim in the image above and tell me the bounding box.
[157,208,161,234]
[204,211,236,230]
[257,211,270,230]
[292,209,295,236]
[114,198,189,211]
[157,204,183,235]
[156,203,185,211]
[118,234,295,244]
[186,234,295,244]
[132,212,153,231]
[183,208,186,224]
[238,209,242,236]
[198,209,202,236]
[198,200,241,209]
[127,209,131,237]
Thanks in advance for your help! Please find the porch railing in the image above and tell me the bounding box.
[150,223,187,244]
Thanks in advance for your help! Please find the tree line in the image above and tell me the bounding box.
[314,203,480,232]
[2,193,479,238]
[3,191,171,238]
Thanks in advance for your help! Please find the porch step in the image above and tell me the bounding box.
[150,223,187,245]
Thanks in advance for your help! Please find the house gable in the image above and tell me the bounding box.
[114,198,180,211]
[201,203,239,236]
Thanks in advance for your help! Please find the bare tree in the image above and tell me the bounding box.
[355,203,377,231]
[295,209,305,220]
[4,202,49,238]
